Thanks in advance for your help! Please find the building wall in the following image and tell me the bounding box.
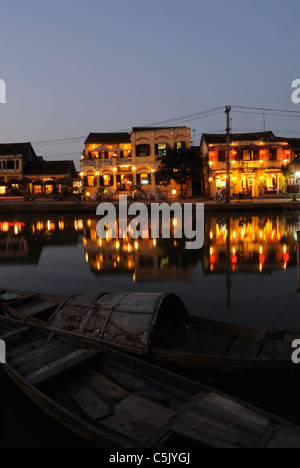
[80,127,191,199]
[201,137,294,198]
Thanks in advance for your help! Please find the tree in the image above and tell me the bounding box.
[281,163,291,194]
[156,145,200,198]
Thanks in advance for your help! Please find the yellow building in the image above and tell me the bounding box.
[80,127,191,199]
[200,132,294,198]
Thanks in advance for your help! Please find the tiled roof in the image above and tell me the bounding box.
[23,160,76,177]
[132,126,187,132]
[85,133,131,144]
[0,142,33,155]
[201,131,278,145]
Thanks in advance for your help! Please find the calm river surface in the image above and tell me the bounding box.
[0,211,299,331]
[1,210,300,447]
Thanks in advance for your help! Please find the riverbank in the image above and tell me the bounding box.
[0,197,299,214]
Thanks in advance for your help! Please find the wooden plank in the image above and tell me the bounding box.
[102,363,145,391]
[265,426,300,448]
[99,409,156,443]
[83,368,129,401]
[169,328,235,357]
[225,335,263,359]
[172,411,244,448]
[25,349,100,385]
[0,327,28,340]
[135,386,183,411]
[9,341,72,369]
[69,383,112,421]
[7,337,46,359]
[115,394,175,427]
[195,393,270,438]
[170,392,269,448]
[17,301,58,317]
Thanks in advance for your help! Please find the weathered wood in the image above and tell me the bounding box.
[0,327,28,340]
[225,335,263,359]
[115,394,175,427]
[83,368,129,401]
[99,409,156,443]
[69,383,112,421]
[17,301,58,317]
[25,349,100,385]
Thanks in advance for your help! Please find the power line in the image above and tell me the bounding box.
[232,105,300,115]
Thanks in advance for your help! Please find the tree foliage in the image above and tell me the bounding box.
[155,145,200,197]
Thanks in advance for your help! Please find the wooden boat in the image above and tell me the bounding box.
[0,288,298,376]
[2,313,300,448]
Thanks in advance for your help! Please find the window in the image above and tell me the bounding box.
[0,162,2,171]
[136,144,150,157]
[100,175,113,187]
[176,141,186,150]
[269,149,277,161]
[7,161,14,170]
[136,173,150,185]
[155,143,168,156]
[2,161,6,170]
[87,176,95,187]
[218,150,226,162]
[16,160,20,170]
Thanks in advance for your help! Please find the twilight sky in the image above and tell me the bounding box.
[1,0,300,169]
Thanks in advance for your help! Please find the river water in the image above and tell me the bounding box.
[0,210,300,446]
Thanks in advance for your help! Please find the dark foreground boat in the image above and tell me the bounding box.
[2,313,300,448]
[1,289,298,376]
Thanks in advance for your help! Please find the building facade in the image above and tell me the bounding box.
[0,142,77,195]
[200,132,296,198]
[80,127,191,199]
[0,142,37,194]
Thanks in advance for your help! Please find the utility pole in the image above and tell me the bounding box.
[297,231,300,290]
[225,106,231,203]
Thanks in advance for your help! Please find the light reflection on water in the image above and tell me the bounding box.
[0,212,299,331]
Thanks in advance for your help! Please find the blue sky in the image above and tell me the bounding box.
[1,0,300,168]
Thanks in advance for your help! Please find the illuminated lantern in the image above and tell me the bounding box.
[283,252,289,263]
[210,254,216,264]
[209,151,214,160]
[231,254,237,264]
[259,254,265,264]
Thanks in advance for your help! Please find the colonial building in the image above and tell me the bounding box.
[23,159,77,194]
[200,132,295,198]
[80,127,191,199]
[0,142,37,194]
[0,142,77,195]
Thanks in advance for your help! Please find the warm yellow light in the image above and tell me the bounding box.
[113,167,117,172]
[79,172,84,177]
[96,171,100,176]
[259,245,263,255]
[134,241,139,250]
[210,247,214,256]
[172,190,177,195]
[153,239,157,247]
[209,231,213,239]
[209,177,213,182]
[85,253,89,262]
[209,161,213,166]
[259,160,263,164]
[232,247,236,255]
[231,160,236,164]
[87,219,92,227]
[283,244,287,254]
[116,241,120,250]
[132,166,136,171]
[14,225,18,235]
[86,192,90,197]
[151,169,155,173]
[173,219,178,227]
